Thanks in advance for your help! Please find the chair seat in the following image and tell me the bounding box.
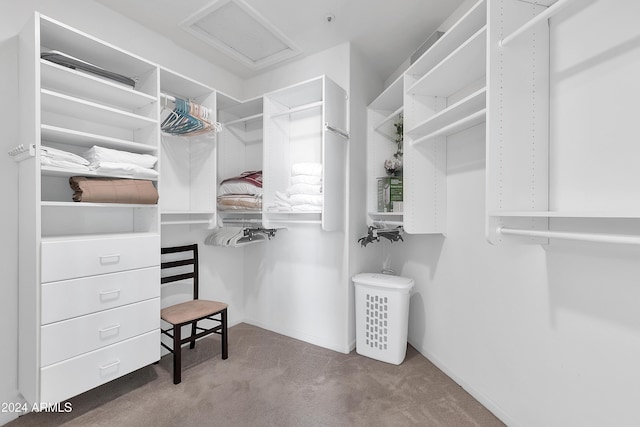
[161,300,228,325]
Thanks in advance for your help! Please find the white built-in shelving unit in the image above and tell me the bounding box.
[366,0,487,235]
[263,75,348,231]
[159,67,217,227]
[16,12,161,405]
[366,76,404,226]
[216,94,264,226]
[484,0,639,245]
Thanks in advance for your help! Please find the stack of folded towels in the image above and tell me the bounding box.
[217,170,263,211]
[39,144,159,204]
[82,145,158,179]
[273,162,323,212]
[40,146,91,170]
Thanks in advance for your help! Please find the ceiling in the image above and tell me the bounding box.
[95,0,465,80]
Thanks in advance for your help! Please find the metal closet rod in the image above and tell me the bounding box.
[499,0,578,47]
[498,227,640,245]
[324,122,350,140]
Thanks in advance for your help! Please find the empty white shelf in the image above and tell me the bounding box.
[407,88,486,138]
[407,0,487,78]
[41,124,157,153]
[41,89,156,130]
[41,60,156,111]
[407,27,487,97]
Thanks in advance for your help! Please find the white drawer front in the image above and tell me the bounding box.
[41,298,160,367]
[40,330,159,405]
[41,267,160,324]
[41,234,160,283]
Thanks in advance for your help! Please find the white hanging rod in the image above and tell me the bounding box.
[223,113,263,126]
[497,226,640,245]
[160,92,176,103]
[324,122,350,140]
[500,0,577,47]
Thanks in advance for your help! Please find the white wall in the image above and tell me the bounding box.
[241,43,352,352]
[388,1,640,426]
[347,46,387,346]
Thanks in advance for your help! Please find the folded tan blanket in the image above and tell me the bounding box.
[70,176,158,204]
[217,194,261,210]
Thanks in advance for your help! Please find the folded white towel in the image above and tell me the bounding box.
[290,193,322,206]
[90,161,159,179]
[41,146,90,165]
[287,183,322,196]
[290,175,322,185]
[292,204,322,212]
[84,145,158,168]
[291,162,322,177]
[40,156,92,170]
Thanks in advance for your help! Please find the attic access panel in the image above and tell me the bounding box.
[180,0,302,70]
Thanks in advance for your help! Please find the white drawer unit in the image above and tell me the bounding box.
[41,233,160,283]
[16,14,163,406]
[41,267,160,324]
[40,330,160,405]
[41,298,160,366]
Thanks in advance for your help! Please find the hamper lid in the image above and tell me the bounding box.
[352,273,414,290]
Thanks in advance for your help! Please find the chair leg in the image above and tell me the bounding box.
[221,309,228,360]
[189,322,197,349]
[173,324,182,384]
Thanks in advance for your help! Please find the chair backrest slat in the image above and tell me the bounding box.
[160,244,200,300]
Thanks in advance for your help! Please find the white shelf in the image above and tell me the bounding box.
[411,109,486,146]
[41,89,156,130]
[265,76,323,109]
[407,88,486,138]
[270,101,323,119]
[407,26,487,97]
[41,124,157,153]
[40,60,156,111]
[41,165,158,181]
[42,201,156,208]
[488,211,640,219]
[374,106,403,141]
[159,67,214,100]
[40,231,159,243]
[368,212,404,227]
[369,76,403,111]
[406,0,487,78]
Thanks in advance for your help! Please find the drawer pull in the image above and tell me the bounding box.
[99,289,121,301]
[99,360,121,371]
[98,324,121,336]
[99,254,121,265]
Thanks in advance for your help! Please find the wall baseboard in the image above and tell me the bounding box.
[407,338,518,427]
[243,318,352,354]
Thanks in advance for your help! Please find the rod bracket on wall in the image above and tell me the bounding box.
[324,122,350,140]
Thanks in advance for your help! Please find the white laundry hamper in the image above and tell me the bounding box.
[353,273,414,365]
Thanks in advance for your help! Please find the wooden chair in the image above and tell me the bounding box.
[160,244,228,384]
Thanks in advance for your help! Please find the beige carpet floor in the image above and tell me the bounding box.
[7,323,504,427]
